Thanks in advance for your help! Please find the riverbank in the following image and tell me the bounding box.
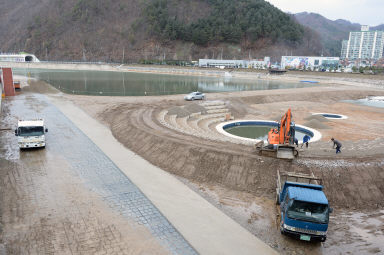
[2,61,384,90]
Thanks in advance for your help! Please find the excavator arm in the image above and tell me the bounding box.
[268,108,293,145]
[262,108,298,159]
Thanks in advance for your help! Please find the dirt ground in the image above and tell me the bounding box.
[62,82,384,209]
[4,71,384,254]
[55,73,384,254]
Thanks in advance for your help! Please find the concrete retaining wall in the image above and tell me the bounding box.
[0,61,228,77]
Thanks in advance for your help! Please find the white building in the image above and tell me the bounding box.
[248,57,271,69]
[341,26,384,60]
[280,56,340,70]
[199,57,270,69]
[199,59,247,68]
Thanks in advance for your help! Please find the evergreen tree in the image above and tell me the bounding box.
[143,0,304,45]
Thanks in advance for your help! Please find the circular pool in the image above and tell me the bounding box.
[216,120,321,143]
[312,113,348,120]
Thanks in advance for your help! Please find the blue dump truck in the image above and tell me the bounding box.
[276,171,333,242]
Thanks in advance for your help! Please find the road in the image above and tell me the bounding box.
[0,92,196,254]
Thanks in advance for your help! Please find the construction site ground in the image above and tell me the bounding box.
[1,69,384,255]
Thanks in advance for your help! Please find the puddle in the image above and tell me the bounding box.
[347,211,384,248]
[344,96,384,109]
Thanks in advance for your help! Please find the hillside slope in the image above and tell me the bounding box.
[0,0,322,62]
[295,12,384,56]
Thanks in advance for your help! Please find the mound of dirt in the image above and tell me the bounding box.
[184,103,207,114]
[167,103,206,118]
[303,119,330,129]
[304,114,329,122]
[167,106,190,117]
[271,115,282,121]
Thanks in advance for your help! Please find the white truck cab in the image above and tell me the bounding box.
[15,119,48,149]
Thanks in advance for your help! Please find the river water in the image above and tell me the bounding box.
[14,68,315,96]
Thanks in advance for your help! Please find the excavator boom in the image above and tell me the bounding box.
[258,108,298,159]
[268,108,293,145]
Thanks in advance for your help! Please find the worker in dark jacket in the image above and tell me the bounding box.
[331,138,342,154]
[301,135,311,148]
[294,137,299,147]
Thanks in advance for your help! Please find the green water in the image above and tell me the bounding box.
[344,97,384,109]
[14,68,315,96]
[225,125,307,141]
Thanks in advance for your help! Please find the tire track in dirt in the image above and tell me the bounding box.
[101,104,309,199]
[100,102,384,209]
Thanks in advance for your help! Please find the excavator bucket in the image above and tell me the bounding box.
[276,145,295,159]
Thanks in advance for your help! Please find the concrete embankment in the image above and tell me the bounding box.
[0,61,227,78]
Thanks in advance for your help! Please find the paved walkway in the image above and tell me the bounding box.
[49,94,278,255]
[1,93,196,254]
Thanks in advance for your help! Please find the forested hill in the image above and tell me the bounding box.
[145,0,303,45]
[0,0,321,62]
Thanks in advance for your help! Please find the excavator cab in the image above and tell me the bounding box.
[256,109,298,159]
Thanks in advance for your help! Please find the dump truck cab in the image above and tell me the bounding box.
[15,119,48,149]
[277,171,332,242]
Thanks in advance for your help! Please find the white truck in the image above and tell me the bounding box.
[15,119,48,149]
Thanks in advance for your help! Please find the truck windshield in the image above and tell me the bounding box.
[18,126,44,136]
[287,200,329,224]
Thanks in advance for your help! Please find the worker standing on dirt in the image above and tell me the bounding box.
[331,138,342,154]
[294,137,299,147]
[301,135,311,148]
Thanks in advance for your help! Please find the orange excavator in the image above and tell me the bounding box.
[255,109,298,159]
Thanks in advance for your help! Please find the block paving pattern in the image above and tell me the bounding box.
[0,93,197,255]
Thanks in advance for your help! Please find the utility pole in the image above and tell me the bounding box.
[82,48,86,62]
[122,47,125,64]
[221,48,223,60]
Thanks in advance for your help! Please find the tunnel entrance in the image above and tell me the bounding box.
[25,56,33,62]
